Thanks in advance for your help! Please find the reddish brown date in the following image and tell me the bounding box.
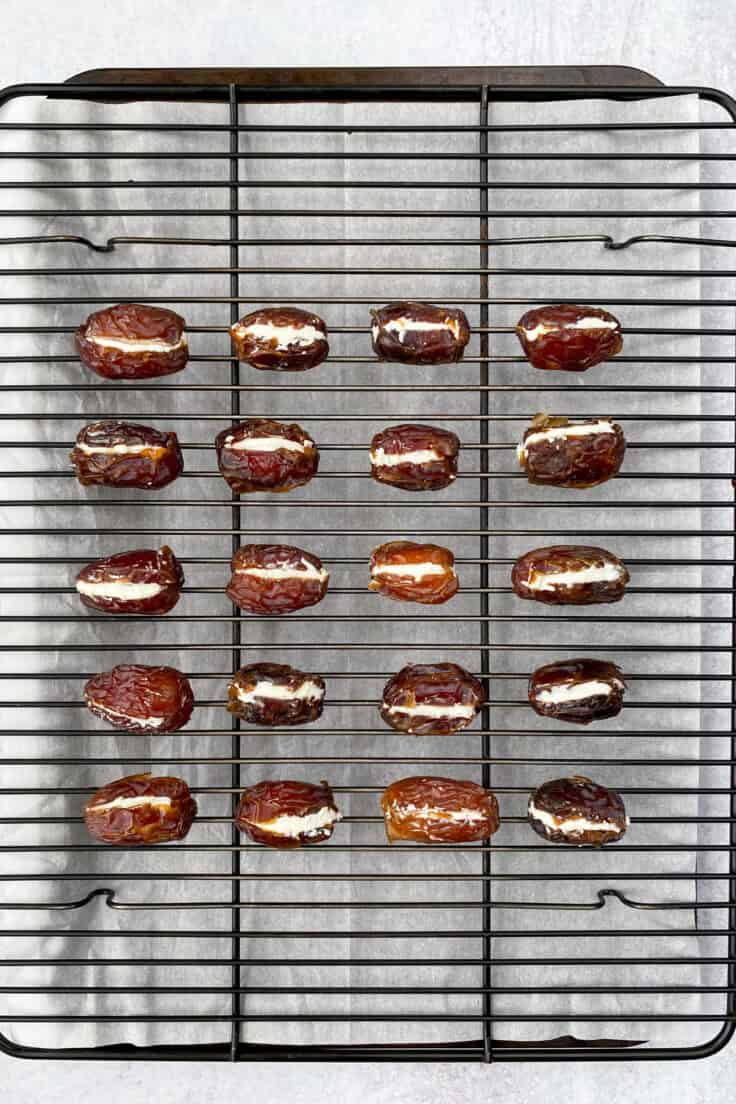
[371,301,470,365]
[234,779,341,848]
[70,421,183,489]
[76,303,188,380]
[76,546,184,616]
[517,414,625,488]
[84,664,194,733]
[380,662,485,735]
[516,304,622,372]
[528,775,628,845]
[231,307,329,371]
[369,541,458,605]
[381,776,499,844]
[511,545,629,606]
[226,544,328,614]
[227,663,325,727]
[85,772,197,845]
[215,418,318,493]
[370,423,459,491]
[528,658,626,725]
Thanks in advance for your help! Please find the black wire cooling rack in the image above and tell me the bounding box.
[0,64,733,1063]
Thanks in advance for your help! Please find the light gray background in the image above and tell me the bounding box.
[1,0,734,1100]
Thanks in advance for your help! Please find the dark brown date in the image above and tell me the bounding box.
[84,664,194,733]
[234,779,341,848]
[76,546,184,616]
[85,772,197,845]
[517,413,625,488]
[381,776,499,843]
[380,662,485,735]
[516,304,622,372]
[511,545,629,606]
[231,306,328,371]
[370,424,459,491]
[528,775,628,845]
[215,418,318,493]
[76,303,188,380]
[227,663,325,726]
[371,301,470,365]
[70,421,183,489]
[369,541,458,605]
[528,658,626,725]
[226,544,328,614]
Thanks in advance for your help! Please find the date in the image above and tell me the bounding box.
[511,545,629,606]
[85,772,197,845]
[517,414,625,488]
[227,663,325,726]
[84,664,194,733]
[528,658,626,725]
[226,543,328,614]
[215,417,318,493]
[76,303,188,380]
[381,776,499,843]
[76,546,184,615]
[369,541,458,605]
[380,662,485,735]
[231,306,329,371]
[234,779,341,848]
[70,421,183,489]
[371,301,470,364]
[516,304,622,372]
[528,775,628,845]
[370,423,459,491]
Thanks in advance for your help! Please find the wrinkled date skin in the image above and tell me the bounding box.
[528,658,626,725]
[76,546,184,615]
[516,304,622,372]
[226,543,329,615]
[370,423,459,491]
[528,775,628,846]
[235,779,341,848]
[85,772,197,845]
[70,421,184,489]
[369,541,458,605]
[381,776,499,844]
[227,662,326,727]
[76,303,188,380]
[371,301,470,365]
[84,664,195,733]
[380,662,485,735]
[518,413,625,488]
[231,307,329,371]
[215,418,318,494]
[511,545,629,606]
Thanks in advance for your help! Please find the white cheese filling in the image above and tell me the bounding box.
[88,701,167,727]
[536,679,623,705]
[88,795,172,813]
[76,580,164,601]
[233,322,326,348]
[517,419,615,463]
[521,317,617,343]
[529,561,625,591]
[372,561,449,582]
[87,335,187,353]
[235,561,327,583]
[251,805,340,838]
[370,447,442,467]
[235,679,324,704]
[377,317,461,345]
[390,801,486,824]
[224,435,312,453]
[76,441,164,457]
[386,702,477,720]
[529,801,626,835]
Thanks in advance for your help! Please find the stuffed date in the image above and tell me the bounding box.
[381,776,499,843]
[516,304,622,372]
[227,662,325,726]
[84,664,194,733]
[528,775,628,845]
[226,544,328,614]
[511,545,629,606]
[380,662,485,735]
[76,546,184,615]
[234,779,341,848]
[517,414,625,488]
[528,658,626,725]
[231,306,328,371]
[371,301,470,365]
[76,303,188,380]
[70,421,183,489]
[215,417,318,493]
[85,772,197,845]
[369,540,458,605]
[370,423,459,491]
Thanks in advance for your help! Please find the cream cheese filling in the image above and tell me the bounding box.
[235,679,324,704]
[521,317,617,343]
[250,805,340,838]
[529,561,625,591]
[235,562,327,583]
[517,420,615,463]
[386,701,477,720]
[376,317,461,345]
[224,435,311,453]
[88,795,172,813]
[529,801,626,835]
[370,447,442,467]
[372,561,449,581]
[233,322,326,348]
[76,580,163,601]
[87,335,186,353]
[536,679,622,705]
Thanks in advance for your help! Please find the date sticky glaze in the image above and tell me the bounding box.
[76,303,188,380]
[511,545,629,606]
[516,304,622,372]
[226,544,328,614]
[84,664,194,733]
[85,773,197,845]
[517,414,625,488]
[70,421,183,489]
[76,546,184,615]
[231,307,328,371]
[234,779,341,848]
[381,776,499,844]
[371,302,470,365]
[528,775,628,846]
[380,662,485,735]
[528,658,626,725]
[215,417,318,493]
[370,423,459,491]
[227,663,325,727]
[369,541,458,605]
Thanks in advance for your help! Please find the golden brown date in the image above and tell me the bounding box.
[76,546,184,616]
[234,779,341,848]
[85,773,197,845]
[215,417,318,493]
[70,421,183,489]
[381,776,499,843]
[227,662,325,726]
[511,545,629,606]
[371,302,470,364]
[517,414,625,488]
[516,304,622,372]
[380,662,485,735]
[231,307,329,371]
[226,544,328,614]
[76,303,188,380]
[84,664,194,733]
[528,658,626,725]
[369,541,458,605]
[370,424,459,491]
[528,775,628,845]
